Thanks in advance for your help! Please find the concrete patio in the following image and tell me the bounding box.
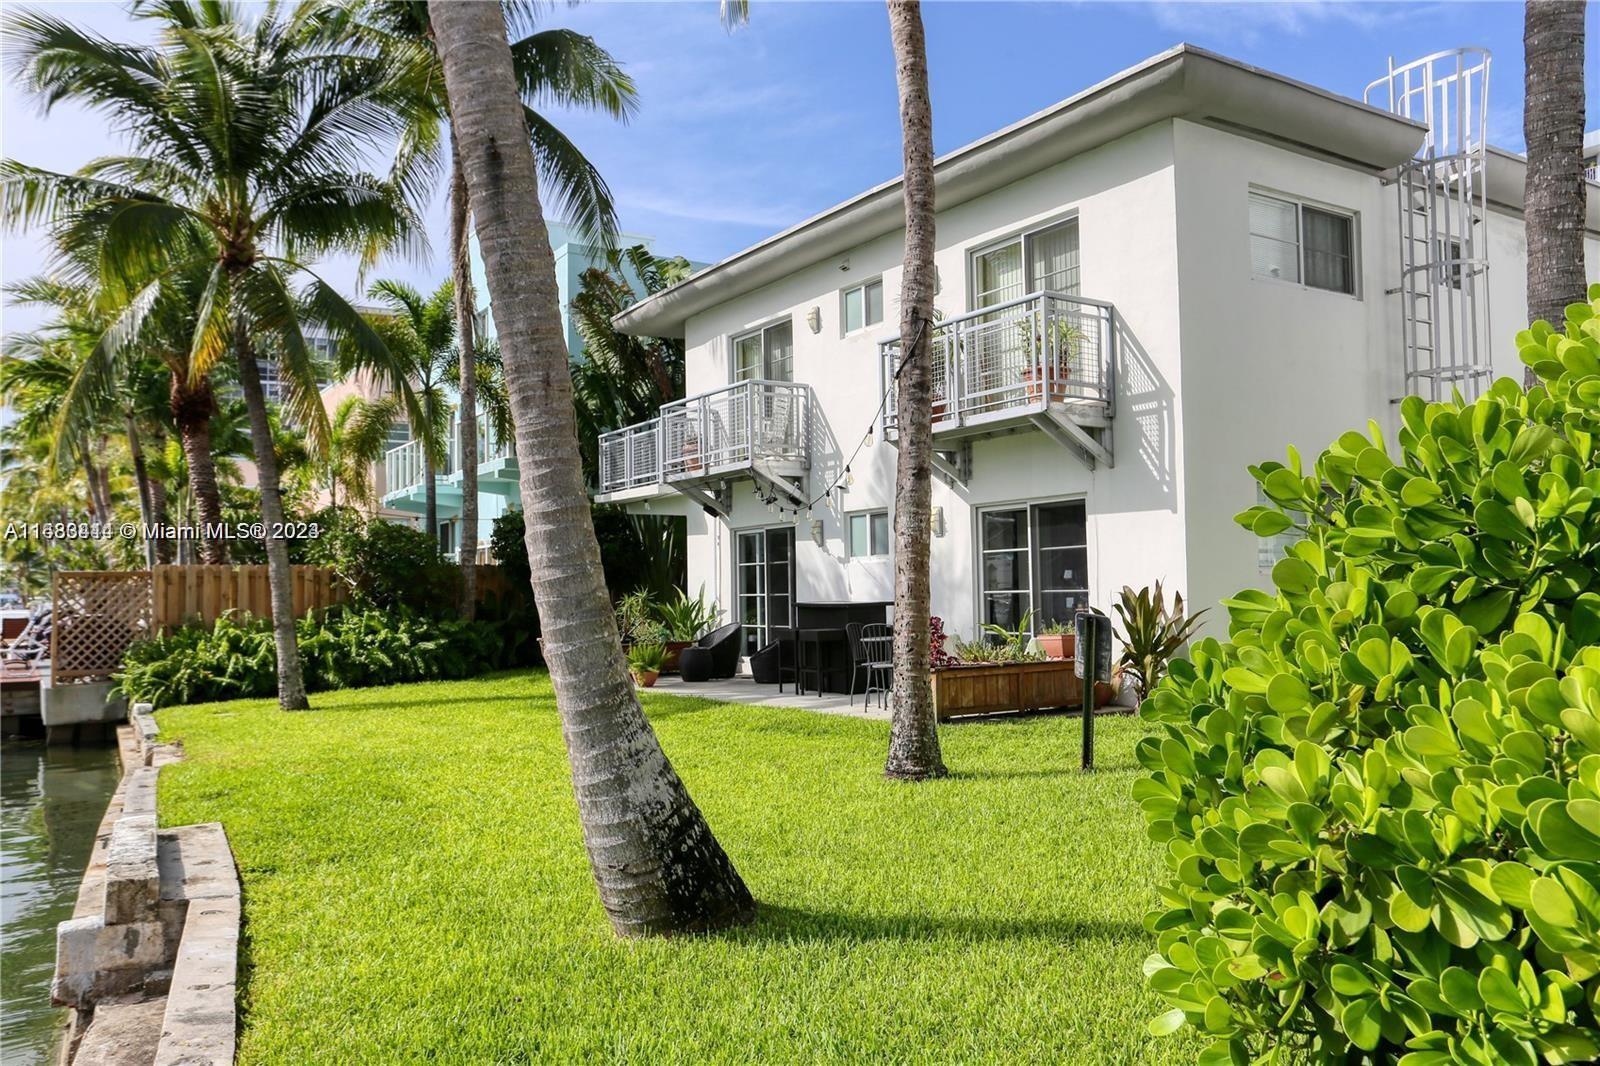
[645,675,891,720]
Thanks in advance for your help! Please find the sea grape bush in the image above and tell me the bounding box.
[1137,287,1600,1066]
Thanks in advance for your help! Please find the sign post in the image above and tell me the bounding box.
[1074,608,1112,771]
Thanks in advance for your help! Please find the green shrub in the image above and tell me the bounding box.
[324,516,460,614]
[1138,289,1600,1065]
[116,606,508,708]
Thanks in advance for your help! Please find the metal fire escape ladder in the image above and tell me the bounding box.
[1365,49,1494,403]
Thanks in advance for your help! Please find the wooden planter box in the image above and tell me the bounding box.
[932,659,1083,721]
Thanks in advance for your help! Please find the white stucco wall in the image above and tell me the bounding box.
[661,112,1600,649]
[677,123,1183,642]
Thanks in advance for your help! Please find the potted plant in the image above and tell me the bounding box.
[1016,317,1083,403]
[628,643,667,687]
[653,586,721,672]
[1110,582,1207,703]
[1036,621,1075,661]
[679,432,702,473]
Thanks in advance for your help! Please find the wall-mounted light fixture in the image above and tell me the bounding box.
[931,506,945,537]
[838,255,851,272]
[806,307,821,334]
[810,519,825,546]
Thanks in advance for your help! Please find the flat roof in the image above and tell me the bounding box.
[614,44,1429,338]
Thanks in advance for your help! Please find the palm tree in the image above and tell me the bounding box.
[881,1,945,780]
[1,1,426,709]
[322,394,401,510]
[365,279,457,547]
[1523,0,1587,378]
[346,0,636,612]
[430,0,755,937]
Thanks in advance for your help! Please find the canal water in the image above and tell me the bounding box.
[1,738,121,1065]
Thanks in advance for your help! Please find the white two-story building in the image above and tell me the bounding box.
[596,44,1600,655]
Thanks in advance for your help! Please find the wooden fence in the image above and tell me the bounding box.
[51,565,347,683]
[150,564,346,631]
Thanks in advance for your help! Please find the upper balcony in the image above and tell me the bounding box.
[596,379,813,515]
[880,291,1116,470]
[382,414,518,511]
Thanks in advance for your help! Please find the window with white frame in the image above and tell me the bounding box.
[848,510,890,558]
[733,319,794,382]
[841,278,884,334]
[1249,191,1356,295]
[970,218,1081,312]
[978,500,1087,634]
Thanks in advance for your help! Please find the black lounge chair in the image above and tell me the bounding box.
[681,622,742,682]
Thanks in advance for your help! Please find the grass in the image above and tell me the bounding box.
[156,670,1197,1064]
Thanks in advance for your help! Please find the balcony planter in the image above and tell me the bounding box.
[1037,632,1075,660]
[1020,362,1069,404]
[680,437,703,474]
[932,659,1083,721]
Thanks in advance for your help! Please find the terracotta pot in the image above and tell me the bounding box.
[1021,364,1069,404]
[1094,680,1116,708]
[662,641,693,673]
[633,669,659,688]
[1037,632,1075,660]
[680,439,702,473]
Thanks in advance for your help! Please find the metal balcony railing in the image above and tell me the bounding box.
[597,380,812,494]
[880,291,1114,430]
[383,438,429,496]
[384,416,515,497]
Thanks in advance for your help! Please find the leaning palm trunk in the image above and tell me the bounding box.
[172,377,226,563]
[451,145,480,605]
[883,0,946,781]
[148,450,172,564]
[423,449,438,550]
[233,324,310,711]
[1523,0,1587,378]
[431,0,754,936]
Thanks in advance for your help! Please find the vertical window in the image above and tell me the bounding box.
[438,521,455,557]
[842,278,884,334]
[736,527,795,655]
[979,508,1031,631]
[848,511,890,558]
[978,500,1088,635]
[971,218,1081,312]
[732,319,794,382]
[1249,191,1356,295]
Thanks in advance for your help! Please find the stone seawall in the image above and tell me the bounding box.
[53,704,240,1066]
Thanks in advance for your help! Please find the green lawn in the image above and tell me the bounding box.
[156,670,1196,1064]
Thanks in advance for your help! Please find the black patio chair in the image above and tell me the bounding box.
[694,622,743,680]
[858,623,893,712]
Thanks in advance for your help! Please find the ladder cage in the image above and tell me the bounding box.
[1365,48,1494,403]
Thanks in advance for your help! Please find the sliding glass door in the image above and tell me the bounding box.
[978,499,1088,634]
[736,527,795,655]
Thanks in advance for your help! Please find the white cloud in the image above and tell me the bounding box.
[1138,0,1405,48]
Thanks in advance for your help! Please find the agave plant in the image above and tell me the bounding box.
[653,587,720,642]
[1110,582,1205,701]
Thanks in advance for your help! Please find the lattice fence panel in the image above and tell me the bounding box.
[52,570,154,683]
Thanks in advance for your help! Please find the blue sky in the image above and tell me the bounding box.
[2,0,1596,335]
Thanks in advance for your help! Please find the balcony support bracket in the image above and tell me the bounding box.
[1030,410,1113,470]
[674,481,732,521]
[750,465,807,510]
[930,443,971,489]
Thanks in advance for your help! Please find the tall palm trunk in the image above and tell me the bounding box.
[431,0,754,937]
[232,321,310,710]
[451,142,480,611]
[171,376,226,563]
[149,441,172,564]
[82,448,110,522]
[1524,0,1587,355]
[423,448,438,549]
[884,0,946,781]
[123,410,156,568]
